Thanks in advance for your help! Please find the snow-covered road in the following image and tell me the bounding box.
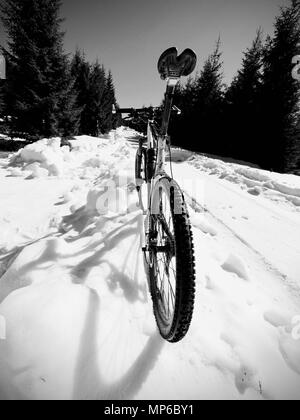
[0,129,299,400]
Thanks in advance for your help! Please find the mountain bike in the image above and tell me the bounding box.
[117,48,197,343]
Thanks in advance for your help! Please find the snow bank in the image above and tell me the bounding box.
[6,131,131,180]
[189,154,300,211]
[9,138,65,177]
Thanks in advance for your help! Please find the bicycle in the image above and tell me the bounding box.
[117,47,197,343]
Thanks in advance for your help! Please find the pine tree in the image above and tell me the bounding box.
[191,38,225,154]
[114,103,123,129]
[0,82,5,135]
[168,80,194,147]
[58,74,80,139]
[0,0,79,139]
[71,52,119,136]
[0,53,11,134]
[0,81,4,117]
[226,30,264,162]
[168,40,225,154]
[71,49,91,135]
[260,0,300,172]
[88,62,106,136]
[99,71,117,133]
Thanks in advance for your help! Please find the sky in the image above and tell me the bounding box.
[1,0,291,107]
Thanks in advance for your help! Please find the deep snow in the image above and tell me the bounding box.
[0,128,299,400]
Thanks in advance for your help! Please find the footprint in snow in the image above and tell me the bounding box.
[221,254,250,281]
[220,334,262,397]
[236,368,252,394]
[247,187,261,196]
[190,213,218,237]
[205,275,217,291]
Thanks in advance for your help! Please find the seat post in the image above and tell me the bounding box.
[160,80,178,137]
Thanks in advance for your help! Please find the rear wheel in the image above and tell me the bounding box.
[147,177,196,343]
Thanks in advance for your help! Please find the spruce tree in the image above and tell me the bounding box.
[0,0,79,139]
[71,49,91,135]
[192,39,225,154]
[169,41,225,154]
[260,0,300,172]
[71,52,119,136]
[0,54,4,118]
[0,81,4,117]
[226,30,264,162]
[168,80,194,147]
[88,62,106,136]
[58,75,80,139]
[99,71,117,133]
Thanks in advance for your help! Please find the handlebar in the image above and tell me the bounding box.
[113,105,181,117]
[113,106,160,115]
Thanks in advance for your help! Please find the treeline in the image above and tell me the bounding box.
[172,1,300,173]
[0,0,119,141]
[128,1,300,173]
[70,50,120,136]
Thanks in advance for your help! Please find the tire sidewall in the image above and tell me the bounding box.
[149,176,183,339]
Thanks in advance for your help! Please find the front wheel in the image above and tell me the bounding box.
[147,177,196,343]
[135,147,147,189]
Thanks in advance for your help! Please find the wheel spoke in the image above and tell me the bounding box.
[157,215,175,248]
[162,253,175,315]
[152,191,176,320]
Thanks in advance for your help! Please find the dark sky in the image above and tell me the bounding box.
[1,0,291,107]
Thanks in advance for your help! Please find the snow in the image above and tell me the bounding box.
[9,138,64,177]
[0,128,300,400]
[190,154,300,211]
[221,254,250,281]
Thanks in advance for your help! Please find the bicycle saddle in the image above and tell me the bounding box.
[158,47,197,80]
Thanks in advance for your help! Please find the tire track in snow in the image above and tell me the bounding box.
[183,190,300,303]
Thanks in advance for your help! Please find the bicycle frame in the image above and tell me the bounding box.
[116,77,180,214]
[155,78,178,174]
[136,77,179,250]
[144,78,179,210]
